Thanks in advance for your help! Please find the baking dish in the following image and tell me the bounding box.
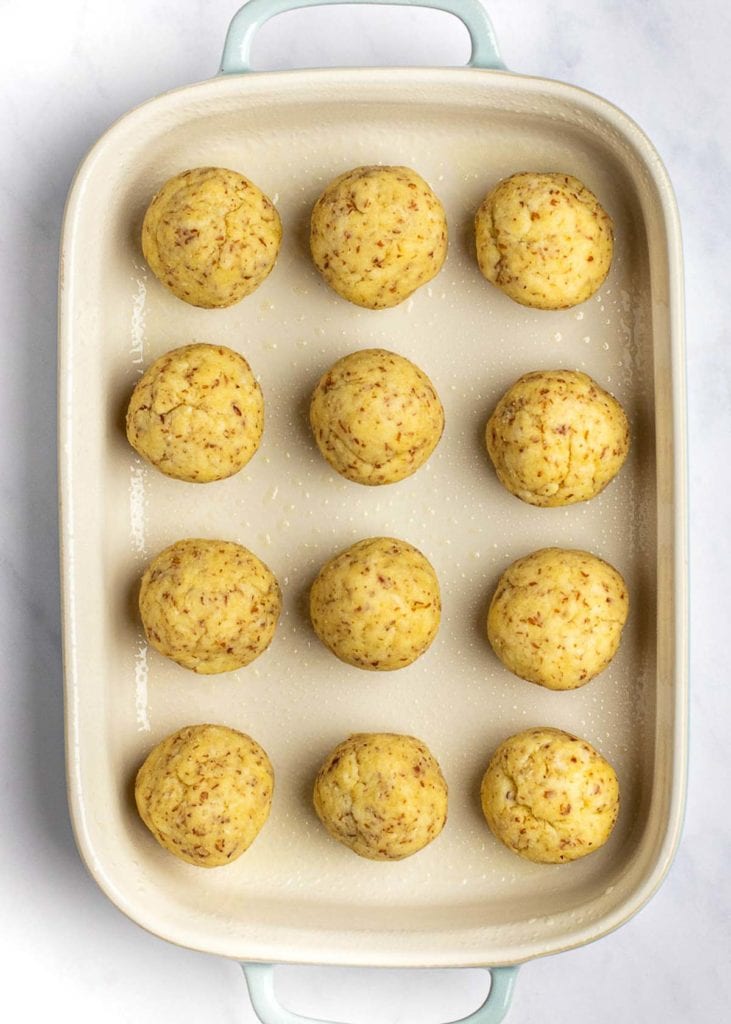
[59,1,687,1020]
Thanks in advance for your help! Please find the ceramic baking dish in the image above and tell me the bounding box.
[59,1,687,1020]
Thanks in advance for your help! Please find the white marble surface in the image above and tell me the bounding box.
[1,0,729,1021]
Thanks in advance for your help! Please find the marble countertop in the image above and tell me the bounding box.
[1,1,729,1021]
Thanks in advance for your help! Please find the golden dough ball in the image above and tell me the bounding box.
[139,539,281,674]
[486,370,629,507]
[310,348,444,485]
[310,165,447,309]
[480,727,620,863]
[475,172,613,309]
[126,343,264,483]
[487,547,629,690]
[310,537,441,671]
[313,733,448,860]
[135,724,274,867]
[141,167,282,308]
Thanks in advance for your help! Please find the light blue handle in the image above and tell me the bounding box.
[242,963,518,1024]
[220,0,505,73]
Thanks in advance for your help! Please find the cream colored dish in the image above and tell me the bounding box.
[60,65,686,973]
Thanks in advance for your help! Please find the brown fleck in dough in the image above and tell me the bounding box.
[126,343,264,483]
[310,537,440,671]
[139,539,281,674]
[314,733,448,860]
[486,369,629,506]
[141,167,282,308]
[135,724,274,867]
[480,727,619,863]
[310,348,444,485]
[487,547,629,690]
[475,172,613,309]
[310,165,448,309]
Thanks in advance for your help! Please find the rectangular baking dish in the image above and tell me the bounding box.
[59,1,687,1019]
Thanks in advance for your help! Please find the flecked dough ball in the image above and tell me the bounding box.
[313,733,448,860]
[486,370,629,506]
[141,167,282,308]
[135,724,274,867]
[139,539,281,674]
[475,172,613,309]
[310,348,444,485]
[126,344,264,483]
[480,727,620,863]
[310,165,447,309]
[310,537,440,671]
[487,547,628,690]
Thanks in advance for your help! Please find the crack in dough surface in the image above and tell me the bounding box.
[481,727,619,863]
[310,165,447,309]
[475,171,613,310]
[139,538,281,674]
[487,547,629,690]
[135,724,274,867]
[310,348,444,486]
[142,166,282,308]
[485,369,629,507]
[310,536,441,671]
[313,733,448,860]
[126,343,264,483]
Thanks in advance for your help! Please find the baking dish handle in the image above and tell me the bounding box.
[220,0,505,74]
[241,962,518,1023]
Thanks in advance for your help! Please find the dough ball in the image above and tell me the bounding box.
[310,348,444,485]
[486,370,629,506]
[487,547,628,690]
[126,343,264,483]
[480,727,619,863]
[313,733,448,860]
[310,165,447,308]
[141,167,281,308]
[135,724,274,867]
[139,539,281,674]
[475,172,613,309]
[310,537,440,671]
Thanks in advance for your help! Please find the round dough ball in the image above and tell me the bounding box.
[141,167,282,308]
[480,727,619,863]
[135,724,274,867]
[487,547,628,690]
[486,370,629,506]
[139,539,281,674]
[310,348,444,485]
[310,165,447,309]
[126,343,264,483]
[314,733,448,860]
[475,172,613,309]
[310,537,441,671]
